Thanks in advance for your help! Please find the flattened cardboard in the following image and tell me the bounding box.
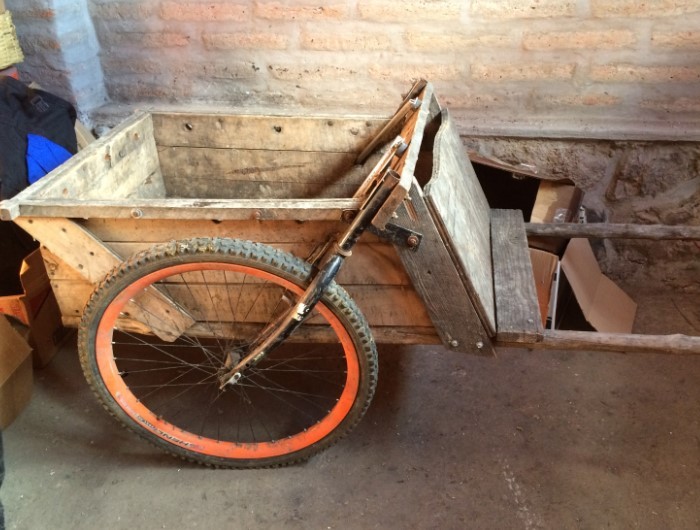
[0,314,32,428]
[560,238,637,333]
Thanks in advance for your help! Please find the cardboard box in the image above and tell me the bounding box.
[528,180,583,255]
[529,249,559,327]
[558,239,637,333]
[0,249,66,367]
[0,314,32,429]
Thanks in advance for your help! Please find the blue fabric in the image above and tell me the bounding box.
[26,133,72,184]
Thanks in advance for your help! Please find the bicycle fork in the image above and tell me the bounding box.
[218,168,402,389]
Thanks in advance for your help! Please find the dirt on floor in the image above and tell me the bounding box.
[2,292,700,529]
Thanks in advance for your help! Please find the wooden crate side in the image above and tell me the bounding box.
[157,147,379,200]
[424,109,495,334]
[33,113,165,201]
[152,113,384,152]
[392,183,494,355]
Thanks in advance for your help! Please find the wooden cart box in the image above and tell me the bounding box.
[1,88,492,350]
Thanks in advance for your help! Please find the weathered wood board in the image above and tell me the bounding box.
[424,110,495,335]
[491,209,543,343]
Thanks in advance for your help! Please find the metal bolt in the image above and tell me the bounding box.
[449,339,459,348]
[407,235,419,248]
[253,210,262,220]
[131,208,143,219]
[341,210,357,223]
[476,341,484,349]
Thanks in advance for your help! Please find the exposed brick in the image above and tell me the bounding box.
[159,2,247,22]
[91,2,155,20]
[591,0,700,18]
[203,32,288,50]
[652,31,700,49]
[641,97,700,112]
[440,93,504,109]
[471,62,575,81]
[405,31,513,51]
[103,58,164,74]
[300,30,393,51]
[523,30,636,50]
[268,64,361,81]
[471,0,576,19]
[590,64,700,83]
[109,81,186,101]
[255,3,346,20]
[106,32,191,48]
[368,63,462,81]
[358,1,461,22]
[547,92,621,107]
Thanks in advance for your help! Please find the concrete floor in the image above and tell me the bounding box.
[3,293,700,529]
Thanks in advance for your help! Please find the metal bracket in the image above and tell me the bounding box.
[369,222,423,250]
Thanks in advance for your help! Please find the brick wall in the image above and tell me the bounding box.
[7,1,700,138]
[77,0,700,140]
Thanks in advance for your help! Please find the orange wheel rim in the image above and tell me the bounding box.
[95,262,360,460]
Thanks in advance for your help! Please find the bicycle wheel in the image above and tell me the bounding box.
[78,238,378,468]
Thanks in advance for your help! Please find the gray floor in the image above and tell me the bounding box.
[3,293,700,529]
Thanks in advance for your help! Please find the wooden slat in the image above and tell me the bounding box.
[15,218,195,341]
[49,279,432,328]
[61,313,441,345]
[518,330,700,355]
[525,222,700,240]
[8,198,361,221]
[152,113,384,152]
[157,147,374,199]
[392,182,495,355]
[491,209,543,343]
[424,109,495,334]
[41,242,412,286]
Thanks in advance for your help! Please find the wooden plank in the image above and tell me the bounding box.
[509,329,700,355]
[7,198,361,221]
[392,182,495,355]
[424,110,495,334]
[15,218,195,341]
[152,113,384,152]
[491,209,543,343]
[164,180,359,200]
[81,218,385,245]
[42,242,412,286]
[525,222,700,240]
[61,313,440,345]
[49,279,433,328]
[158,147,373,199]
